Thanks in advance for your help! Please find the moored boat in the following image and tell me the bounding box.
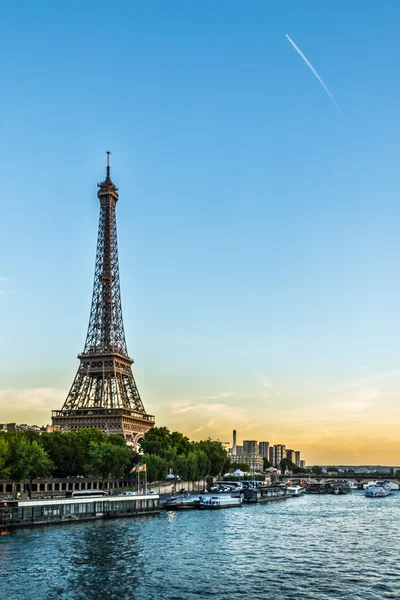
[0,492,160,528]
[242,486,287,503]
[329,481,352,495]
[304,482,331,494]
[364,482,391,497]
[165,495,201,509]
[286,485,305,497]
[199,495,242,509]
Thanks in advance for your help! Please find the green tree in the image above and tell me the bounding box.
[7,435,53,498]
[327,466,339,472]
[141,454,169,483]
[311,465,323,475]
[140,427,175,458]
[27,441,54,498]
[86,442,132,480]
[0,436,10,479]
[197,439,229,476]
[263,458,272,470]
[231,462,250,472]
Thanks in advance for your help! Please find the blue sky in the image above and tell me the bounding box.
[1,1,400,463]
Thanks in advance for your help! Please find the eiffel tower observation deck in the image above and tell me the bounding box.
[52,154,155,447]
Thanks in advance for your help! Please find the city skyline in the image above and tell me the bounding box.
[1,2,400,464]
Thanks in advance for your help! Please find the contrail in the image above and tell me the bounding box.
[286,34,339,111]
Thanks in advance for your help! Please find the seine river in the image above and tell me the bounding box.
[1,492,399,599]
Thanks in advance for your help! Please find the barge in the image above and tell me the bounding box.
[241,486,287,503]
[0,492,160,528]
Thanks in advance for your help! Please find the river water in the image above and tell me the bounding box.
[1,492,399,600]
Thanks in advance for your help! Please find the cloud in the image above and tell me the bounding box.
[202,391,234,400]
[0,387,65,420]
[0,277,11,282]
[351,369,400,387]
[193,420,215,433]
[170,401,246,419]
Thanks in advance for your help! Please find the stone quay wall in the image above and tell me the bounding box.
[0,477,207,499]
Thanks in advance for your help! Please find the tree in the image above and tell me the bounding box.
[86,442,132,480]
[141,454,169,483]
[231,462,250,472]
[197,439,229,476]
[280,458,297,473]
[263,458,272,470]
[311,465,322,475]
[0,436,10,480]
[327,466,339,473]
[27,441,54,498]
[7,434,53,498]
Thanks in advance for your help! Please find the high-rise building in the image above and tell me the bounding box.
[268,446,274,465]
[294,451,301,467]
[52,155,155,447]
[258,441,270,458]
[286,449,295,463]
[272,444,286,467]
[300,460,306,470]
[240,440,263,471]
[243,440,258,455]
[232,430,237,456]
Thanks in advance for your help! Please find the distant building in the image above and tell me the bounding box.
[271,444,286,467]
[258,441,270,458]
[286,449,295,463]
[300,460,306,470]
[232,430,237,456]
[235,445,243,458]
[0,423,17,432]
[0,423,61,434]
[268,446,274,465]
[294,451,301,467]
[243,440,257,455]
[239,440,263,471]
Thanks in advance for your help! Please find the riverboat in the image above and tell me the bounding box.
[165,495,201,509]
[330,481,352,495]
[199,495,242,509]
[304,482,331,494]
[0,492,160,528]
[364,482,391,498]
[286,485,305,497]
[241,486,287,503]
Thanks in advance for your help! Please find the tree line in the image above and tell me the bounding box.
[0,426,230,485]
[140,427,230,482]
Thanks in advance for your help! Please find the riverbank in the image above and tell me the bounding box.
[0,477,207,500]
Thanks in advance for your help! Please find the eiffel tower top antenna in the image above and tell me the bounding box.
[106,151,111,179]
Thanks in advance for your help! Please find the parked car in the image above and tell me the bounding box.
[178,488,187,494]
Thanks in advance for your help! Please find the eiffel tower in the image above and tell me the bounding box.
[52,154,155,446]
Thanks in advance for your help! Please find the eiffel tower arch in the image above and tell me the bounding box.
[52,154,155,446]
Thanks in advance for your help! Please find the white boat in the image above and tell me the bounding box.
[347,481,359,490]
[199,495,242,509]
[286,485,305,497]
[364,481,391,497]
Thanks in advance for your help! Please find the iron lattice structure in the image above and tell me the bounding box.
[52,155,154,445]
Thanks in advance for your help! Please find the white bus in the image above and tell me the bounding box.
[65,489,108,498]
